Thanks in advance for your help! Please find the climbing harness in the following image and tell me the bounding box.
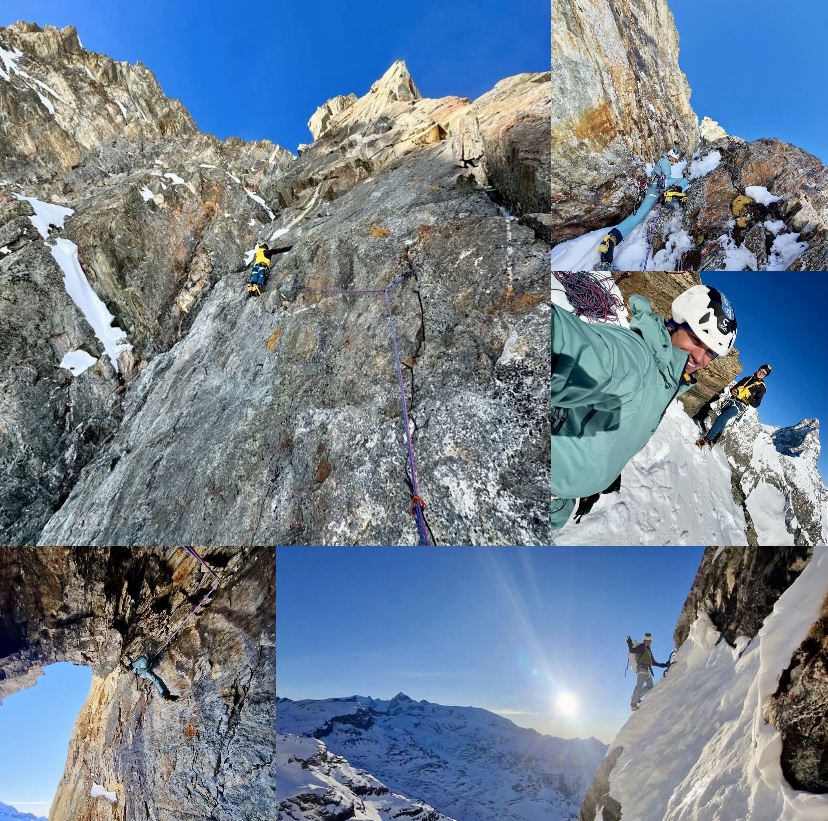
[552,272,625,323]
[149,546,221,663]
[297,245,434,545]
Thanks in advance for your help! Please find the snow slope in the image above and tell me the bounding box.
[277,694,606,821]
[277,734,458,821]
[588,546,828,821]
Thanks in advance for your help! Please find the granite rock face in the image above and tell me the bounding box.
[2,22,550,545]
[0,546,275,821]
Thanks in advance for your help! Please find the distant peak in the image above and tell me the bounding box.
[368,60,421,102]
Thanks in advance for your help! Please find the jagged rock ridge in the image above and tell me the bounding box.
[1,22,551,545]
[277,733,457,821]
[278,693,607,821]
[0,547,275,821]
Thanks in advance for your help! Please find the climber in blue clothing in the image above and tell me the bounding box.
[125,654,178,701]
[596,148,690,269]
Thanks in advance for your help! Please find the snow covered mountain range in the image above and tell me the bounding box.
[0,803,46,821]
[277,693,607,821]
[551,273,826,546]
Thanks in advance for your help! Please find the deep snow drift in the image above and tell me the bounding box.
[589,546,828,821]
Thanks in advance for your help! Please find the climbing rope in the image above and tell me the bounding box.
[149,546,221,663]
[553,272,625,323]
[297,245,433,545]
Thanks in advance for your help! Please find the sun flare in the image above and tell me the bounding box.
[555,691,579,716]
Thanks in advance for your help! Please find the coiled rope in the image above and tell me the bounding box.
[553,272,625,323]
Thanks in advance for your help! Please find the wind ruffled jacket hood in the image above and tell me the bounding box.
[551,295,693,510]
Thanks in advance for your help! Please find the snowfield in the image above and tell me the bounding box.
[593,547,828,821]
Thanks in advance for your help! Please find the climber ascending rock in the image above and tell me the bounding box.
[596,148,690,270]
[124,654,179,701]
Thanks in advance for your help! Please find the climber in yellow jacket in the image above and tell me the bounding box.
[696,364,771,448]
[248,242,292,296]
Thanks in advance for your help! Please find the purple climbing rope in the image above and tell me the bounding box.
[553,272,624,323]
[384,287,430,545]
[296,261,431,545]
[149,547,221,663]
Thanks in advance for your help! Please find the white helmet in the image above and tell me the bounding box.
[667,147,681,161]
[671,284,737,356]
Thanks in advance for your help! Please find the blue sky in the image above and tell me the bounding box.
[276,545,704,744]
[0,1,550,154]
[702,273,828,484]
[669,0,827,163]
[0,663,92,817]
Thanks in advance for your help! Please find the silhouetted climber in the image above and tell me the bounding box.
[125,654,178,701]
[626,633,668,711]
[248,242,292,296]
[696,364,771,449]
[596,148,689,270]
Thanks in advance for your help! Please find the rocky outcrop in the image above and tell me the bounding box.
[551,0,697,240]
[700,402,825,546]
[1,23,550,545]
[674,546,811,648]
[0,547,275,821]
[766,590,828,793]
[550,2,828,270]
[277,734,458,821]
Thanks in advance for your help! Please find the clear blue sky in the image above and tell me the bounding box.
[1,1,550,154]
[0,663,92,818]
[702,273,828,484]
[276,545,704,744]
[669,0,827,163]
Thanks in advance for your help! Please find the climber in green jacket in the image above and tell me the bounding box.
[125,654,178,701]
[552,283,738,530]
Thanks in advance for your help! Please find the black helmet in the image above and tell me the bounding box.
[758,363,771,375]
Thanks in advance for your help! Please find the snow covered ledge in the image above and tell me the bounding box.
[583,547,828,821]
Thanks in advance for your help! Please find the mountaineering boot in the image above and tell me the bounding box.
[592,261,614,271]
[598,227,622,266]
[695,436,712,450]
[663,185,687,204]
[247,283,262,297]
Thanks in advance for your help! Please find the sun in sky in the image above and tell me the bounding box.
[555,690,580,717]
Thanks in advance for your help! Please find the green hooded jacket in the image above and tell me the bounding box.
[551,295,695,527]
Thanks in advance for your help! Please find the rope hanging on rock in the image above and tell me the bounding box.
[553,272,625,323]
[298,245,434,545]
[149,546,221,663]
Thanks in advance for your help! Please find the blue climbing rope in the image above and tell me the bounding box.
[553,272,624,323]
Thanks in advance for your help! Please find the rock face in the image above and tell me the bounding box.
[1,21,551,545]
[279,694,607,821]
[550,1,828,270]
[0,547,275,821]
[551,0,697,240]
[1,22,294,544]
